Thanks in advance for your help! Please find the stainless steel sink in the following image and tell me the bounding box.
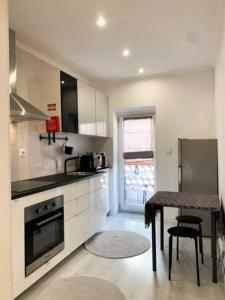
[65,171,95,177]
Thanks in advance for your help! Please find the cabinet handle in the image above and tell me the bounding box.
[178,166,182,192]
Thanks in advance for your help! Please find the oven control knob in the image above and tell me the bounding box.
[52,202,56,207]
[36,208,42,214]
[45,205,50,210]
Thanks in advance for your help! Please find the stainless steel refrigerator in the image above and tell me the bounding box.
[178,139,218,236]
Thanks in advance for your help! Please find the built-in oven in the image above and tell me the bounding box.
[25,195,64,277]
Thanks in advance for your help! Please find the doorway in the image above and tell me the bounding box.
[119,115,156,212]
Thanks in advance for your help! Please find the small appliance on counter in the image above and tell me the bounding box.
[100,153,107,168]
[80,152,102,171]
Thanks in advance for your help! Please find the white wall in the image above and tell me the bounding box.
[107,70,215,217]
[0,0,13,298]
[215,4,225,207]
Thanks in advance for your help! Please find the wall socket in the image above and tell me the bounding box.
[19,148,26,158]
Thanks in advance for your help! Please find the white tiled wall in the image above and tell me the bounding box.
[10,122,95,181]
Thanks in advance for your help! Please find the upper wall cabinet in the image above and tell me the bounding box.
[77,80,96,136]
[60,76,108,137]
[16,47,108,136]
[60,71,78,133]
[95,89,108,137]
[16,47,61,125]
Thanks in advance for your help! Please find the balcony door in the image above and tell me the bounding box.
[119,115,155,212]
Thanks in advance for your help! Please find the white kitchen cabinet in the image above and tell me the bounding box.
[77,180,89,197]
[95,189,107,227]
[89,190,106,236]
[63,179,88,203]
[96,174,105,190]
[89,177,96,193]
[88,191,98,236]
[77,80,108,137]
[65,210,89,254]
[64,183,90,255]
[65,214,80,252]
[16,48,109,136]
[77,80,96,135]
[16,47,61,128]
[96,172,109,213]
[38,61,61,121]
[79,210,90,242]
[11,175,109,298]
[64,194,89,221]
[95,89,108,137]
[63,183,78,203]
[88,174,108,236]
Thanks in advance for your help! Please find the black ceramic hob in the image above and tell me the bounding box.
[11,180,56,193]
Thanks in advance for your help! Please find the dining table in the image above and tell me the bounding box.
[145,191,220,283]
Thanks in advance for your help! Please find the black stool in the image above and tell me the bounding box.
[176,215,204,264]
[168,226,200,286]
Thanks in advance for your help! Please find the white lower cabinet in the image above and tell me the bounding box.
[64,194,89,221]
[96,189,107,228]
[65,210,89,255]
[79,210,90,242]
[65,215,80,253]
[89,177,96,193]
[88,188,107,236]
[12,174,109,298]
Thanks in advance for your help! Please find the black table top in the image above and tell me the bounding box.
[147,191,220,212]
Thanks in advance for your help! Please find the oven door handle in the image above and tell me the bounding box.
[35,212,63,227]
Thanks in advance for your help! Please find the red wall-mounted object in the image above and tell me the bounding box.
[46,116,60,133]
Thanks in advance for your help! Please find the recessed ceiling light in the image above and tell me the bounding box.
[97,15,106,27]
[122,49,130,57]
[139,68,144,74]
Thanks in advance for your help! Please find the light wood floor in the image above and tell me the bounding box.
[17,213,225,300]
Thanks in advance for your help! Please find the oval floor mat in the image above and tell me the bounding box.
[85,231,150,259]
[36,276,126,300]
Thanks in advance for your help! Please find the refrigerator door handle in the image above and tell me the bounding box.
[178,165,182,192]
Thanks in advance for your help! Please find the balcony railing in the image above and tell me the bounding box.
[124,159,155,207]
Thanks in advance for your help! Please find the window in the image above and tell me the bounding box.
[123,117,154,159]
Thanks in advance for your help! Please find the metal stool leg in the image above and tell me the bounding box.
[194,237,200,286]
[198,224,204,264]
[176,221,180,261]
[169,235,173,280]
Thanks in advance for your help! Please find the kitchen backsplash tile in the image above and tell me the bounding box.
[10,121,95,181]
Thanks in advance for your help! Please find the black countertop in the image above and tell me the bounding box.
[11,168,109,200]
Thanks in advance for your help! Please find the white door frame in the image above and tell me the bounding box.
[118,113,156,213]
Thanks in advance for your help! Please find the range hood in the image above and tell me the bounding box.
[9,29,49,122]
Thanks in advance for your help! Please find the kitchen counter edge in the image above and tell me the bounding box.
[11,168,110,200]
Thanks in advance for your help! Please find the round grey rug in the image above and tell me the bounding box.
[39,276,126,300]
[85,231,150,258]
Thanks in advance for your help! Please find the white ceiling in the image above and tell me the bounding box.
[9,0,223,81]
